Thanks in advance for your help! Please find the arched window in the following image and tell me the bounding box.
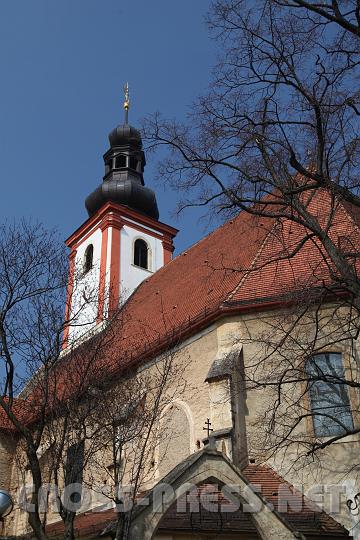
[134,239,148,269]
[114,154,127,169]
[83,244,93,274]
[158,403,191,477]
[306,353,353,437]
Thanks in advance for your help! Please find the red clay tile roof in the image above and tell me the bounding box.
[243,464,349,536]
[0,398,32,432]
[46,508,116,538]
[227,190,360,306]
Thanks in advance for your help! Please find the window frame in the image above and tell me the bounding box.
[83,244,94,275]
[114,153,127,169]
[132,237,151,271]
[305,351,354,438]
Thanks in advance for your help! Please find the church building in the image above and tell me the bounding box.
[0,90,359,540]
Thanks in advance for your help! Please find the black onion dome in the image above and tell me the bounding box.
[85,123,159,220]
[108,124,142,148]
[85,174,159,219]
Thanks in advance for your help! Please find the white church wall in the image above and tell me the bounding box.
[120,223,163,302]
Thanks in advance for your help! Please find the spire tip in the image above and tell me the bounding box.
[123,82,130,124]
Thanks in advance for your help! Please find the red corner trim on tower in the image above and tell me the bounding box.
[162,236,174,264]
[108,226,121,314]
[97,214,124,322]
[62,249,77,349]
[97,226,109,323]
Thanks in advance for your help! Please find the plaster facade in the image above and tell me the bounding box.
[68,226,102,341]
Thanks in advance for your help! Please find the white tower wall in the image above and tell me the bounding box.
[64,203,177,349]
[67,226,102,342]
[120,223,164,302]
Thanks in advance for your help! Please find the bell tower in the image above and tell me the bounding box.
[63,86,178,346]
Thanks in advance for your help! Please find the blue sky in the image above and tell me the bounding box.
[0,0,217,253]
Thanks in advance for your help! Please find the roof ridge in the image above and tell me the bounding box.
[336,195,360,231]
[224,218,278,304]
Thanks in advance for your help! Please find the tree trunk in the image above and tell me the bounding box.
[114,513,125,540]
[63,513,76,540]
[114,512,132,540]
[26,444,49,540]
[28,511,48,540]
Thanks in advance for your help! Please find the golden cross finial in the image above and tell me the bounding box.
[123,82,130,110]
[123,82,130,124]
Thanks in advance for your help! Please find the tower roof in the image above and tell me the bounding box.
[85,87,159,219]
[85,122,159,220]
[108,124,142,148]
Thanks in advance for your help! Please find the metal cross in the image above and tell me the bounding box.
[203,418,213,437]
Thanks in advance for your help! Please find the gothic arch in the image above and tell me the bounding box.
[157,400,194,479]
[128,451,298,540]
[161,399,196,449]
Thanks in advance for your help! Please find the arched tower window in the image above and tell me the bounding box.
[134,239,148,270]
[83,244,94,274]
